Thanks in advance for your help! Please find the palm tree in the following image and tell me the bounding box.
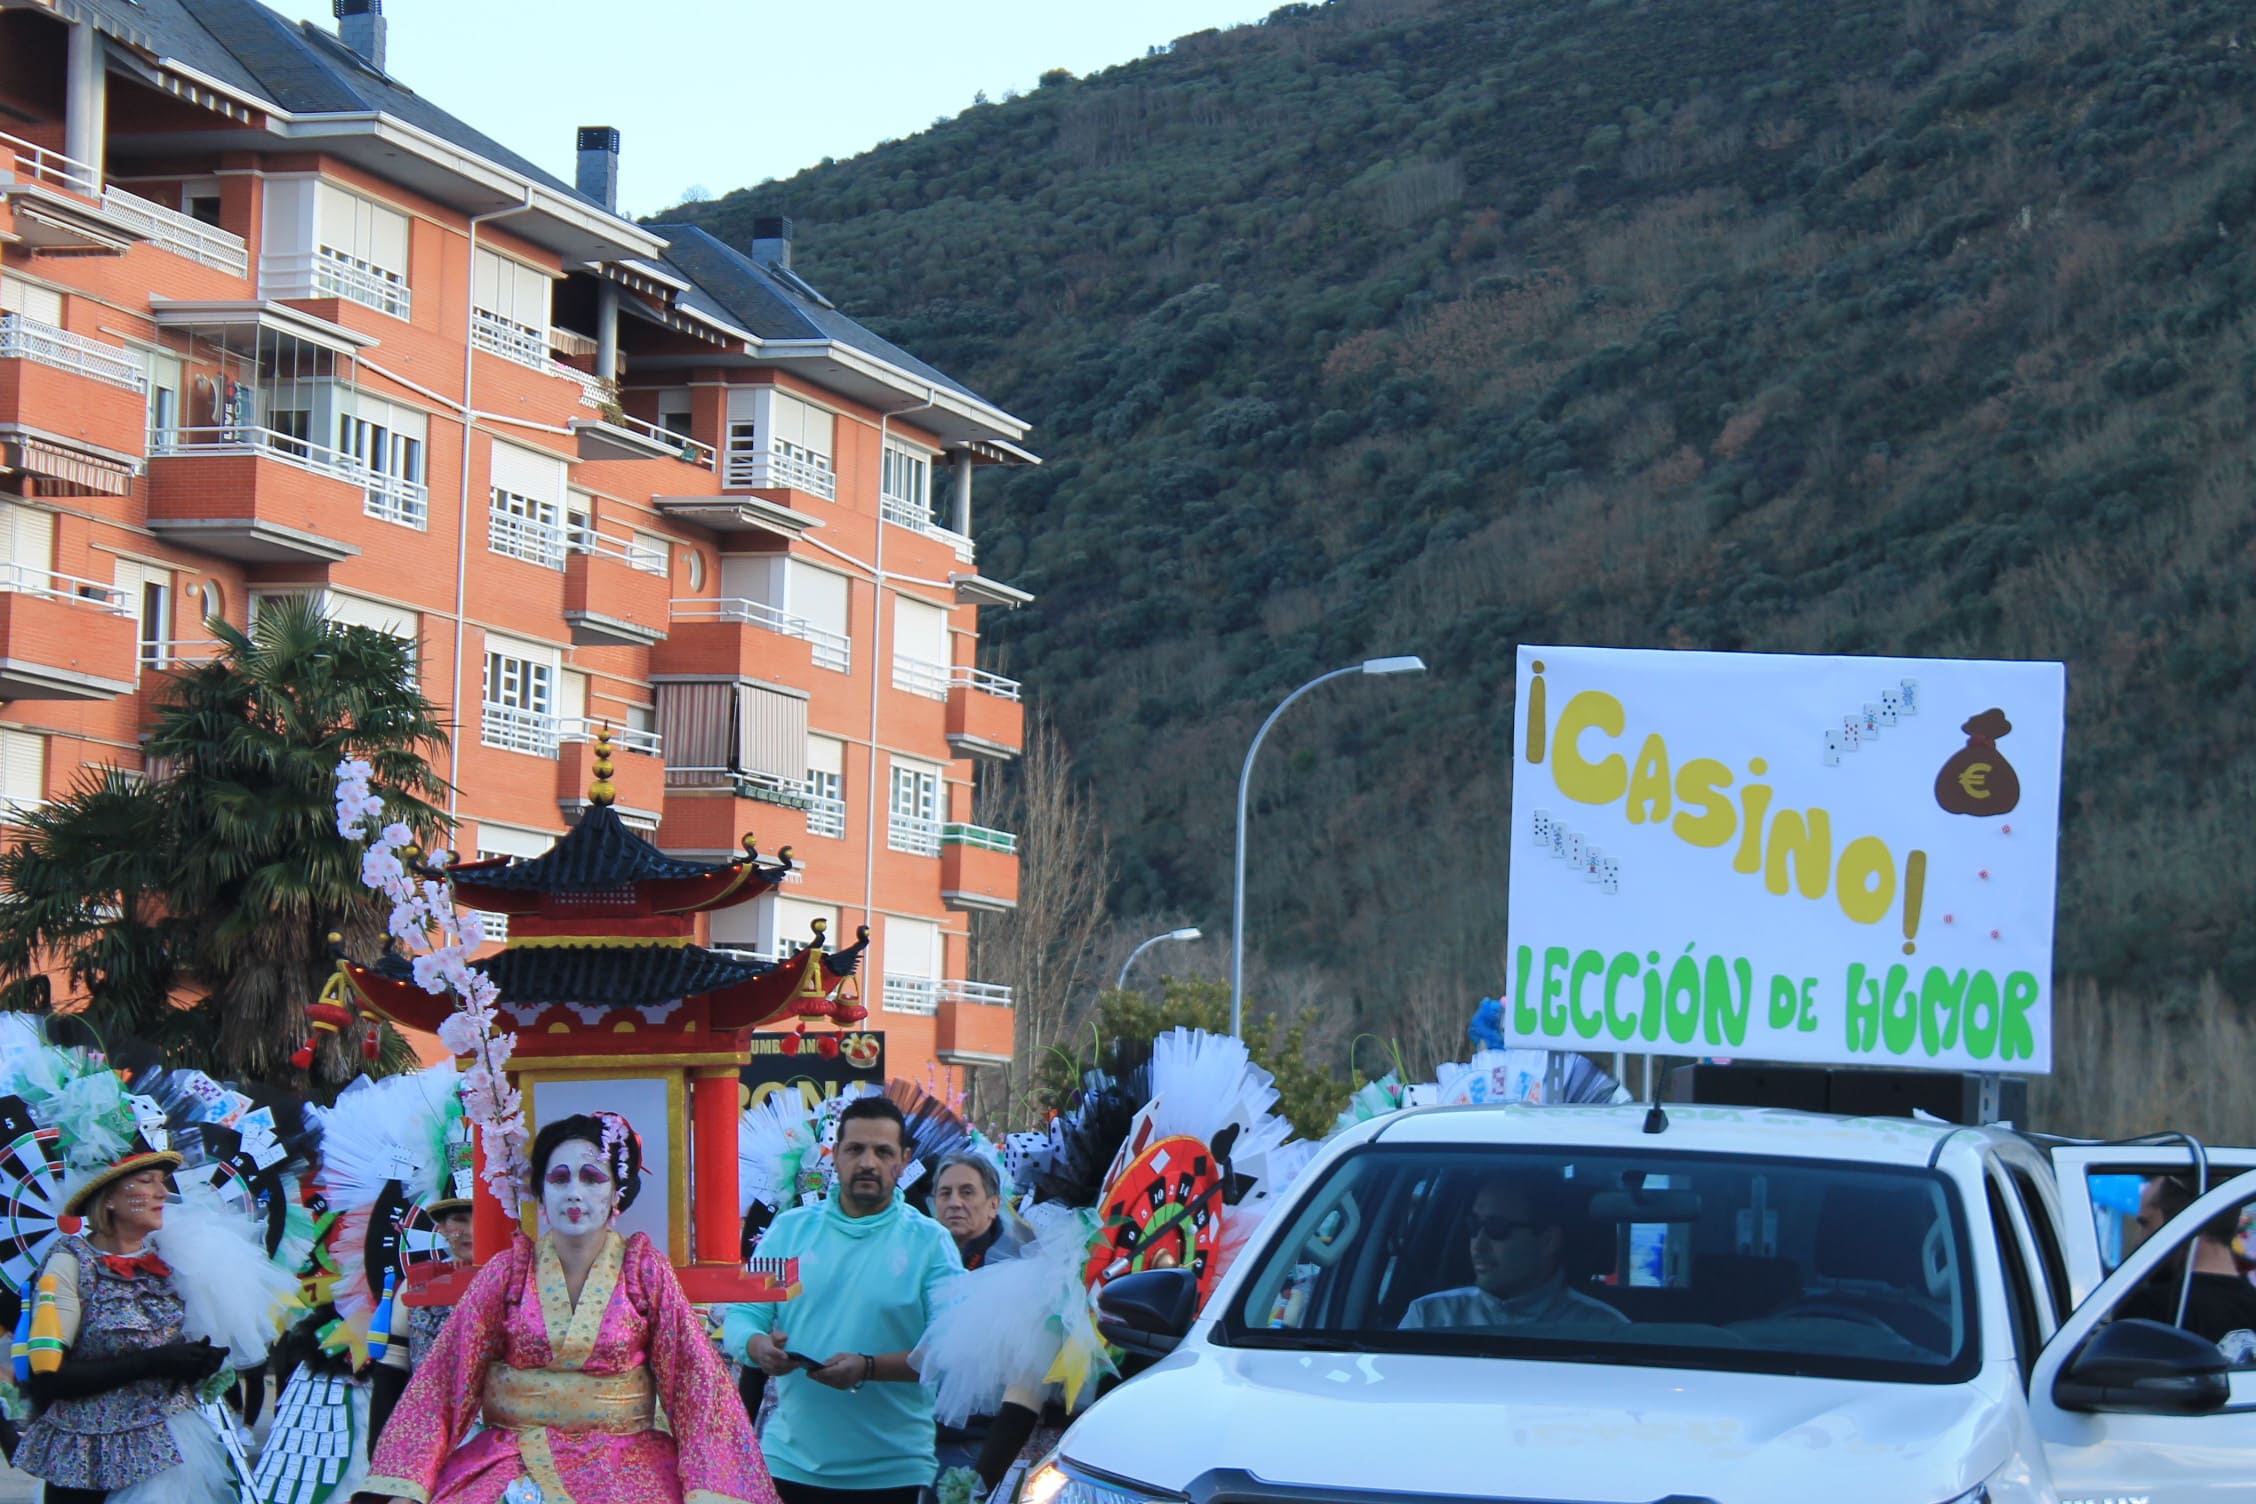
[0,596,451,1083]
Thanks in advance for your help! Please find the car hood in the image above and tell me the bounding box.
[1061,1345,2014,1504]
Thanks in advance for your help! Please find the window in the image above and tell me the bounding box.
[1987,1177,2042,1380]
[2004,1165,2073,1328]
[806,735,845,839]
[787,561,851,673]
[630,530,669,576]
[472,247,554,368]
[488,441,572,568]
[110,560,173,670]
[882,915,941,1014]
[195,580,222,625]
[0,729,45,819]
[482,634,559,756]
[146,351,183,447]
[0,277,64,325]
[888,758,942,856]
[325,592,420,678]
[1222,1147,1979,1387]
[890,595,950,699]
[186,194,223,229]
[337,393,428,528]
[656,389,694,440]
[711,894,839,960]
[313,183,410,316]
[0,501,56,594]
[723,387,835,498]
[880,441,931,527]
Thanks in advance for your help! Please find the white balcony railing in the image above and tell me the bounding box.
[949,665,1023,702]
[99,187,248,277]
[806,792,847,839]
[892,654,950,701]
[879,976,940,1016]
[882,493,976,563]
[364,470,430,529]
[0,563,130,614]
[143,639,226,669]
[879,976,1014,1016]
[887,813,942,857]
[0,313,147,391]
[724,443,837,500]
[941,822,1019,855]
[480,703,558,757]
[669,597,850,672]
[311,246,410,318]
[557,718,662,756]
[0,130,99,195]
[489,507,569,569]
[555,362,615,411]
[149,424,425,529]
[569,528,667,573]
[471,307,549,368]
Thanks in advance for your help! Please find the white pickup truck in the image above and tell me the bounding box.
[1034,1103,2256,1504]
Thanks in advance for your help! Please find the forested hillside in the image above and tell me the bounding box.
[670,0,2256,1096]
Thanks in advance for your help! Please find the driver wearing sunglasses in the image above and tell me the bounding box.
[1399,1177,1627,1330]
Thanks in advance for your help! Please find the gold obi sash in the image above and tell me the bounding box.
[481,1364,655,1436]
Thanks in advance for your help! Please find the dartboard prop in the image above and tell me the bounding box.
[0,1093,72,1295]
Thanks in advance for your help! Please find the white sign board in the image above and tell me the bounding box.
[1506,646,2064,1073]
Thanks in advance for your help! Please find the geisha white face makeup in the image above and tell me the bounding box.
[540,1138,617,1233]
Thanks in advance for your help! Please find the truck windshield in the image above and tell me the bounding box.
[1223,1145,1978,1384]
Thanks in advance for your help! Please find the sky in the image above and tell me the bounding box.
[260,0,1267,218]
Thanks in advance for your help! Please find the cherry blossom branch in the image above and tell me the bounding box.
[335,758,529,1214]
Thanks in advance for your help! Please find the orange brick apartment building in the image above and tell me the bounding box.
[0,0,1032,1095]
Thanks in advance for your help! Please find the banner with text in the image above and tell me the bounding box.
[1506,647,2064,1073]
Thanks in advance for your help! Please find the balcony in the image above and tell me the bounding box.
[563,537,670,647]
[659,598,849,676]
[940,823,1019,912]
[557,723,664,817]
[881,493,975,563]
[887,812,941,858]
[98,187,248,278]
[571,410,717,469]
[936,982,1017,1065]
[0,313,149,456]
[946,667,1024,760]
[892,653,950,702]
[481,703,558,758]
[723,440,837,501]
[0,567,136,700]
[664,761,816,812]
[0,132,139,254]
[145,427,363,562]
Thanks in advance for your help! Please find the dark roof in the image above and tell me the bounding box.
[476,943,779,1008]
[66,0,597,210]
[648,225,992,406]
[456,804,740,892]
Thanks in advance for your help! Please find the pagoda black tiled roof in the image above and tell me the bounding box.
[457,804,743,893]
[477,943,780,1008]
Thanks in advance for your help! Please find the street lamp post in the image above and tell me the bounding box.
[1231,655,1426,1037]
[1116,926,1202,993]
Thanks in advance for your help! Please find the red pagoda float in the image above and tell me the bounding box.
[337,734,867,1301]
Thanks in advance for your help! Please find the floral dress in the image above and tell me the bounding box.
[12,1233,200,1491]
[365,1229,777,1504]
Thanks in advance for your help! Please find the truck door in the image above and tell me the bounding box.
[2030,1168,2256,1504]
[2048,1145,2256,1305]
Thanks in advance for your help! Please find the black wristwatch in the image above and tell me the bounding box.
[858,1353,876,1389]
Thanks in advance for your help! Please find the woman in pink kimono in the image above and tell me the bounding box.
[357,1112,777,1504]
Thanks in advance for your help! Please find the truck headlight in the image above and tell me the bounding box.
[1019,1455,1179,1504]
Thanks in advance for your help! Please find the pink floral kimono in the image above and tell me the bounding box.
[364,1229,776,1504]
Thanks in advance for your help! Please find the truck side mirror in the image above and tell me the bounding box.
[2053,1318,2231,1415]
[1096,1268,1200,1358]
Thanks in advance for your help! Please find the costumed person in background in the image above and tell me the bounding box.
[916,1027,1312,1499]
[407,1148,478,1370]
[359,1111,776,1504]
[0,1020,303,1504]
[256,1065,467,1504]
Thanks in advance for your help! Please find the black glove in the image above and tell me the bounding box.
[25,1347,165,1403]
[975,1400,1042,1494]
[151,1338,227,1383]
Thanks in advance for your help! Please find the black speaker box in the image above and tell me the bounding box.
[1667,1064,2028,1125]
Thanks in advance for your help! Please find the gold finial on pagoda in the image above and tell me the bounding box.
[590,724,617,807]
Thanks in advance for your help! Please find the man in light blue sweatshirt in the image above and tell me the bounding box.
[732,1095,964,1504]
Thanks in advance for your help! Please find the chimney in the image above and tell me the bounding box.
[576,126,621,213]
[751,217,793,271]
[333,0,386,73]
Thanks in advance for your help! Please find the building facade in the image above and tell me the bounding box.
[0,0,1030,1096]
